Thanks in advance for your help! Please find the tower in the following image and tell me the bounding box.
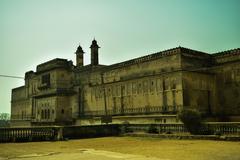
[75,45,84,66]
[90,39,100,65]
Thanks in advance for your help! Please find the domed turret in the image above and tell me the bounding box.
[75,45,85,66]
[90,39,100,65]
[76,45,84,54]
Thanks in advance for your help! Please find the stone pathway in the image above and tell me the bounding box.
[1,149,170,160]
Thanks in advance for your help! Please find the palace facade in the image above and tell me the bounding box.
[11,40,240,126]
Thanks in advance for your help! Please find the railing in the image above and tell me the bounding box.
[206,122,240,135]
[84,106,179,117]
[0,125,119,143]
[11,115,32,120]
[126,123,240,135]
[32,88,74,98]
[127,124,187,133]
[0,123,239,143]
[0,126,62,142]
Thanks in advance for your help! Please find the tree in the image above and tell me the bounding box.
[0,113,10,120]
[178,109,202,135]
[0,113,10,127]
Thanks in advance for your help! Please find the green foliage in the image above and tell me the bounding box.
[121,121,133,133]
[148,124,158,134]
[0,113,10,127]
[178,109,202,135]
[0,113,10,120]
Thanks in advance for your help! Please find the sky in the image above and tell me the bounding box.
[0,0,240,113]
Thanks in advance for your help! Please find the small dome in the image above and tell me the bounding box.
[92,39,97,45]
[90,39,100,48]
[76,45,84,54]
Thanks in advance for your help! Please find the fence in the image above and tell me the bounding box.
[84,106,179,117]
[0,126,62,142]
[0,123,239,143]
[126,124,187,133]
[206,122,240,135]
[126,122,240,135]
[0,125,120,143]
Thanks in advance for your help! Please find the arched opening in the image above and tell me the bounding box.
[41,110,44,119]
[44,109,47,119]
[47,109,50,119]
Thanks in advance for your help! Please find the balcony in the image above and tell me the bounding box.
[33,88,75,98]
[83,105,180,117]
[11,115,32,121]
[38,83,50,90]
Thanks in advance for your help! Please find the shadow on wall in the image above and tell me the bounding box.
[63,125,121,139]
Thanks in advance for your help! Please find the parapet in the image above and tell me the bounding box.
[36,58,73,73]
[212,48,240,64]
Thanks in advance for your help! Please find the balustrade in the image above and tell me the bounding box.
[0,127,62,142]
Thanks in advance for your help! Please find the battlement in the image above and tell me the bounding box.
[212,48,240,64]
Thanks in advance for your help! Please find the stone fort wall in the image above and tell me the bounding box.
[10,43,240,126]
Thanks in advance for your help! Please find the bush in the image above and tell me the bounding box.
[121,121,133,133]
[178,109,203,135]
[0,120,10,127]
[148,124,158,134]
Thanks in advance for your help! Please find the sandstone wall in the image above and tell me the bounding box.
[81,54,183,116]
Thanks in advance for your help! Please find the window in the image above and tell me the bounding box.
[100,87,103,98]
[112,86,117,97]
[163,79,166,90]
[44,110,47,119]
[41,110,44,119]
[127,83,132,95]
[143,80,148,93]
[41,74,50,86]
[171,78,177,89]
[47,109,50,119]
[22,111,24,119]
[156,79,162,92]
[163,119,166,123]
[171,83,176,89]
[121,85,126,96]
[117,85,121,96]
[108,87,112,97]
[132,82,137,94]
[150,80,155,93]
[137,82,142,94]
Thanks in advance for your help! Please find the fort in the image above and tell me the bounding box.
[11,39,240,126]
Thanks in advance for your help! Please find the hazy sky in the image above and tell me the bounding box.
[0,0,240,113]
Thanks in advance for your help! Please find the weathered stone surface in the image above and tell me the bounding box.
[11,41,240,126]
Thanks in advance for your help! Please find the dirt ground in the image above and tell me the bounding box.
[0,137,239,160]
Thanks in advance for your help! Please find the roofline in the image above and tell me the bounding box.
[37,58,68,68]
[103,46,212,70]
[105,47,181,70]
[212,48,240,57]
[12,86,25,91]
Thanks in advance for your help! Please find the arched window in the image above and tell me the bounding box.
[47,109,50,119]
[22,111,24,119]
[41,110,44,119]
[44,109,47,119]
